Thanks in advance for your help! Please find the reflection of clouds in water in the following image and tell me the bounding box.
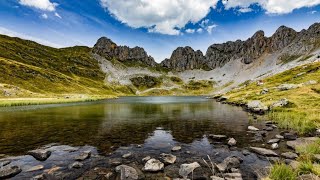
[143,129,175,150]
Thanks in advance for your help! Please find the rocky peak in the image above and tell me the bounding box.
[270,26,297,51]
[160,46,206,71]
[92,37,157,67]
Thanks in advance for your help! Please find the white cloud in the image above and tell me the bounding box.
[239,7,253,13]
[54,12,61,18]
[0,26,62,47]
[223,0,320,14]
[206,24,217,34]
[100,0,219,35]
[40,13,48,19]
[19,0,58,12]
[197,28,204,33]
[310,10,317,14]
[185,29,195,34]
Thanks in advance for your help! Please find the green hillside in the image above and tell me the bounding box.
[0,34,134,100]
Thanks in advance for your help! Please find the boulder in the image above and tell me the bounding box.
[275,135,284,139]
[271,98,289,108]
[268,139,280,144]
[143,159,164,172]
[248,126,259,131]
[70,162,83,169]
[277,84,300,91]
[216,156,241,172]
[247,101,268,112]
[160,153,176,164]
[179,162,201,179]
[271,143,279,150]
[0,160,10,167]
[304,80,318,85]
[115,165,139,180]
[224,173,243,180]
[27,149,51,161]
[0,165,22,179]
[260,88,269,95]
[75,151,91,161]
[172,146,182,152]
[209,134,228,140]
[122,152,132,159]
[284,133,297,140]
[249,147,278,156]
[287,137,319,150]
[281,152,298,159]
[228,138,237,146]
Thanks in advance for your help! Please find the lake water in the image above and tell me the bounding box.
[0,96,270,155]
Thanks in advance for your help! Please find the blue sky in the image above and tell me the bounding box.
[0,0,319,62]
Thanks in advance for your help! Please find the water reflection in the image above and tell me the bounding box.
[0,96,252,155]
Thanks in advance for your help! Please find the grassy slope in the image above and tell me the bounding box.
[225,61,320,134]
[0,35,134,101]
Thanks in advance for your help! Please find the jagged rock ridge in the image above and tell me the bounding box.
[163,23,320,71]
[160,46,207,71]
[92,37,157,67]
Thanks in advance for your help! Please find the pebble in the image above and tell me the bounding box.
[122,152,132,158]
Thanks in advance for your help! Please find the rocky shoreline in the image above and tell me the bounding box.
[1,124,318,180]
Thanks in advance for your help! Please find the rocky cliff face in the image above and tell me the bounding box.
[162,23,320,71]
[160,47,206,71]
[92,37,157,67]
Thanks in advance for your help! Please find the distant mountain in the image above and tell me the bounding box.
[162,23,320,71]
[92,37,157,67]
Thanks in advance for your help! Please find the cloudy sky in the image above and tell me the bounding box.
[0,0,319,62]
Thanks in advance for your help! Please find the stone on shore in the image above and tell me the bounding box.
[249,147,278,156]
[27,149,51,161]
[0,165,22,179]
[268,139,280,144]
[287,137,319,150]
[228,138,237,146]
[179,162,200,179]
[248,126,259,131]
[143,159,164,172]
[224,173,243,180]
[161,153,176,164]
[284,133,297,140]
[115,165,139,180]
[247,100,268,112]
[281,152,298,159]
[271,143,279,150]
[70,162,83,169]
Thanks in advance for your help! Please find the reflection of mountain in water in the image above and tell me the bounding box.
[0,97,251,155]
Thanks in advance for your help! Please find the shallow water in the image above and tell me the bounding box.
[0,96,271,155]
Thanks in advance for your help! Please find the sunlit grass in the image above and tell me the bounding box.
[269,163,296,180]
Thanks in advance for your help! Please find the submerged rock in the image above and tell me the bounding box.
[27,149,51,161]
[172,146,182,152]
[142,156,151,162]
[122,152,132,159]
[216,156,241,172]
[0,165,22,179]
[179,162,201,179]
[26,165,44,172]
[249,147,278,156]
[75,150,91,161]
[70,162,83,169]
[143,159,164,172]
[115,165,139,180]
[209,134,228,140]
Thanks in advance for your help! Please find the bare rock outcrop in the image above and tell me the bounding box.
[92,37,157,67]
[160,46,206,71]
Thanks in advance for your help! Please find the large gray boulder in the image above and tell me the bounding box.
[115,165,139,180]
[179,162,201,179]
[143,159,164,172]
[247,100,268,112]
